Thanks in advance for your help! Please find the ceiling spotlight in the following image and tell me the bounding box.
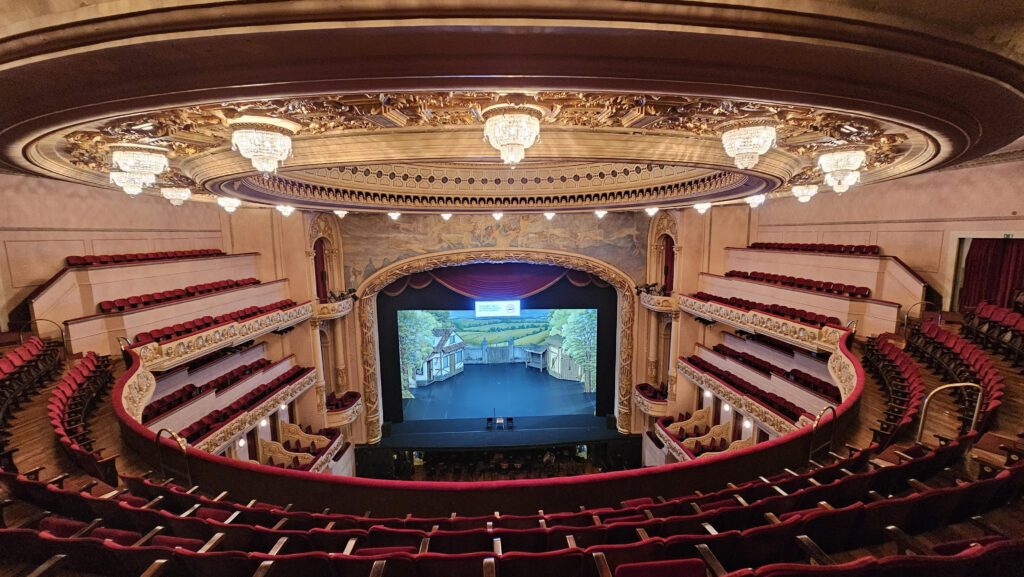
[387,212,401,220]
[818,147,867,194]
[745,194,766,208]
[275,205,295,217]
[492,212,503,221]
[217,197,241,213]
[333,210,348,219]
[595,210,608,219]
[481,103,544,167]
[228,115,301,177]
[694,202,712,215]
[791,185,819,203]
[110,171,154,195]
[440,213,452,221]
[237,438,246,447]
[160,187,191,206]
[111,144,169,176]
[543,212,555,220]
[644,207,660,217]
[720,118,777,170]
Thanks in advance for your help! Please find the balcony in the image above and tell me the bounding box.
[133,302,313,372]
[633,383,670,417]
[326,393,363,427]
[640,293,676,314]
[678,295,844,353]
[313,297,354,321]
[653,422,694,463]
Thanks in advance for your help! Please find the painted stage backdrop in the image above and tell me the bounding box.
[339,212,648,288]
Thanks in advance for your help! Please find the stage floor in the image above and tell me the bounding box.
[378,414,622,449]
[402,363,596,420]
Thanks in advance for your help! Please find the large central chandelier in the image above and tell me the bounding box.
[720,118,777,170]
[818,147,867,194]
[228,116,302,177]
[481,103,544,167]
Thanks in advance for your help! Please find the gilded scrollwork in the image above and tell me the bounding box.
[326,395,364,428]
[314,298,354,320]
[640,293,675,313]
[678,295,836,354]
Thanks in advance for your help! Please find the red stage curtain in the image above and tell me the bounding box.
[381,263,605,299]
[958,238,1024,309]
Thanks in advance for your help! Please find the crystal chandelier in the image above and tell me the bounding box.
[720,118,777,170]
[275,205,295,217]
[217,197,241,213]
[694,202,712,214]
[818,148,867,194]
[228,116,301,177]
[110,171,155,195]
[160,187,192,206]
[745,194,766,208]
[791,185,818,203]
[481,103,544,167]
[111,144,169,176]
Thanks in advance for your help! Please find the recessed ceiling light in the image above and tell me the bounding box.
[543,212,555,220]
[387,212,401,220]
[644,207,659,216]
[694,203,712,214]
[333,210,348,219]
[492,212,503,221]
[440,213,452,221]
[275,205,295,217]
[595,210,608,219]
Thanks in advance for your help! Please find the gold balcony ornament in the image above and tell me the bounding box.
[719,118,777,170]
[111,143,169,176]
[110,171,154,195]
[791,185,818,203]
[217,197,241,213]
[481,103,544,167]
[160,187,191,206]
[818,146,867,194]
[228,115,302,177]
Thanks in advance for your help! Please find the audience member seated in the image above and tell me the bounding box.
[747,242,881,255]
[98,278,259,314]
[132,300,299,345]
[690,292,842,328]
[724,270,871,298]
[65,248,225,267]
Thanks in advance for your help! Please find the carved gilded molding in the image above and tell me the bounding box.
[310,436,349,474]
[195,369,318,454]
[259,438,315,468]
[326,396,364,428]
[314,298,354,320]
[655,425,693,462]
[120,366,158,422]
[356,248,637,442]
[651,211,678,243]
[640,293,676,313]
[678,295,837,354]
[281,422,331,449]
[633,386,670,418]
[133,302,313,372]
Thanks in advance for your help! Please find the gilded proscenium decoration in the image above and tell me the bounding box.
[196,369,318,454]
[678,295,838,355]
[356,248,637,443]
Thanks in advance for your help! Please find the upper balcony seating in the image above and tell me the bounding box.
[141,359,273,423]
[862,335,926,449]
[691,292,842,329]
[961,301,1024,366]
[3,435,1021,577]
[747,243,881,256]
[711,344,841,403]
[906,324,1004,435]
[65,249,225,267]
[685,355,811,423]
[0,337,62,467]
[98,278,260,314]
[132,300,299,345]
[179,366,312,444]
[724,271,871,299]
[635,383,668,402]
[46,352,117,485]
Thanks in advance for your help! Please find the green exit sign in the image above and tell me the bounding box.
[1005,234,1015,239]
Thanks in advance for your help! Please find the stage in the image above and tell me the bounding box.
[377,414,623,450]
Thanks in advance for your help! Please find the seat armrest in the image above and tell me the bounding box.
[796,535,834,565]
[695,544,729,577]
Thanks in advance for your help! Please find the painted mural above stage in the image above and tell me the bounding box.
[341,212,647,288]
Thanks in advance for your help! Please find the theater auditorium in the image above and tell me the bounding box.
[0,2,1023,576]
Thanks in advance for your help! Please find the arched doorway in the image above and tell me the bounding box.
[661,235,675,294]
[313,237,329,300]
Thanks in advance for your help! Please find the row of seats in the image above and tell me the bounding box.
[0,337,62,467]
[961,301,1024,366]
[684,356,811,423]
[45,352,118,486]
[691,292,842,328]
[724,271,871,298]
[132,300,299,344]
[327,390,363,412]
[5,437,1020,577]
[862,335,926,449]
[906,323,1004,434]
[711,344,841,403]
[141,358,273,423]
[179,366,312,444]
[65,249,225,267]
[634,383,668,402]
[747,243,881,255]
[98,278,260,313]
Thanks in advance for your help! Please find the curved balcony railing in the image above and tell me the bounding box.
[633,383,670,417]
[640,293,676,313]
[326,394,364,427]
[314,297,354,320]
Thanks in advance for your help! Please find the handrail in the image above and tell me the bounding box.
[809,405,837,461]
[915,383,984,443]
[902,301,941,337]
[155,428,192,486]
[12,318,67,359]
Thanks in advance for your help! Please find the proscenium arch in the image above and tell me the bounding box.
[355,248,638,443]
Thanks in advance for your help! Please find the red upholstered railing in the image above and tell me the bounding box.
[113,330,864,517]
